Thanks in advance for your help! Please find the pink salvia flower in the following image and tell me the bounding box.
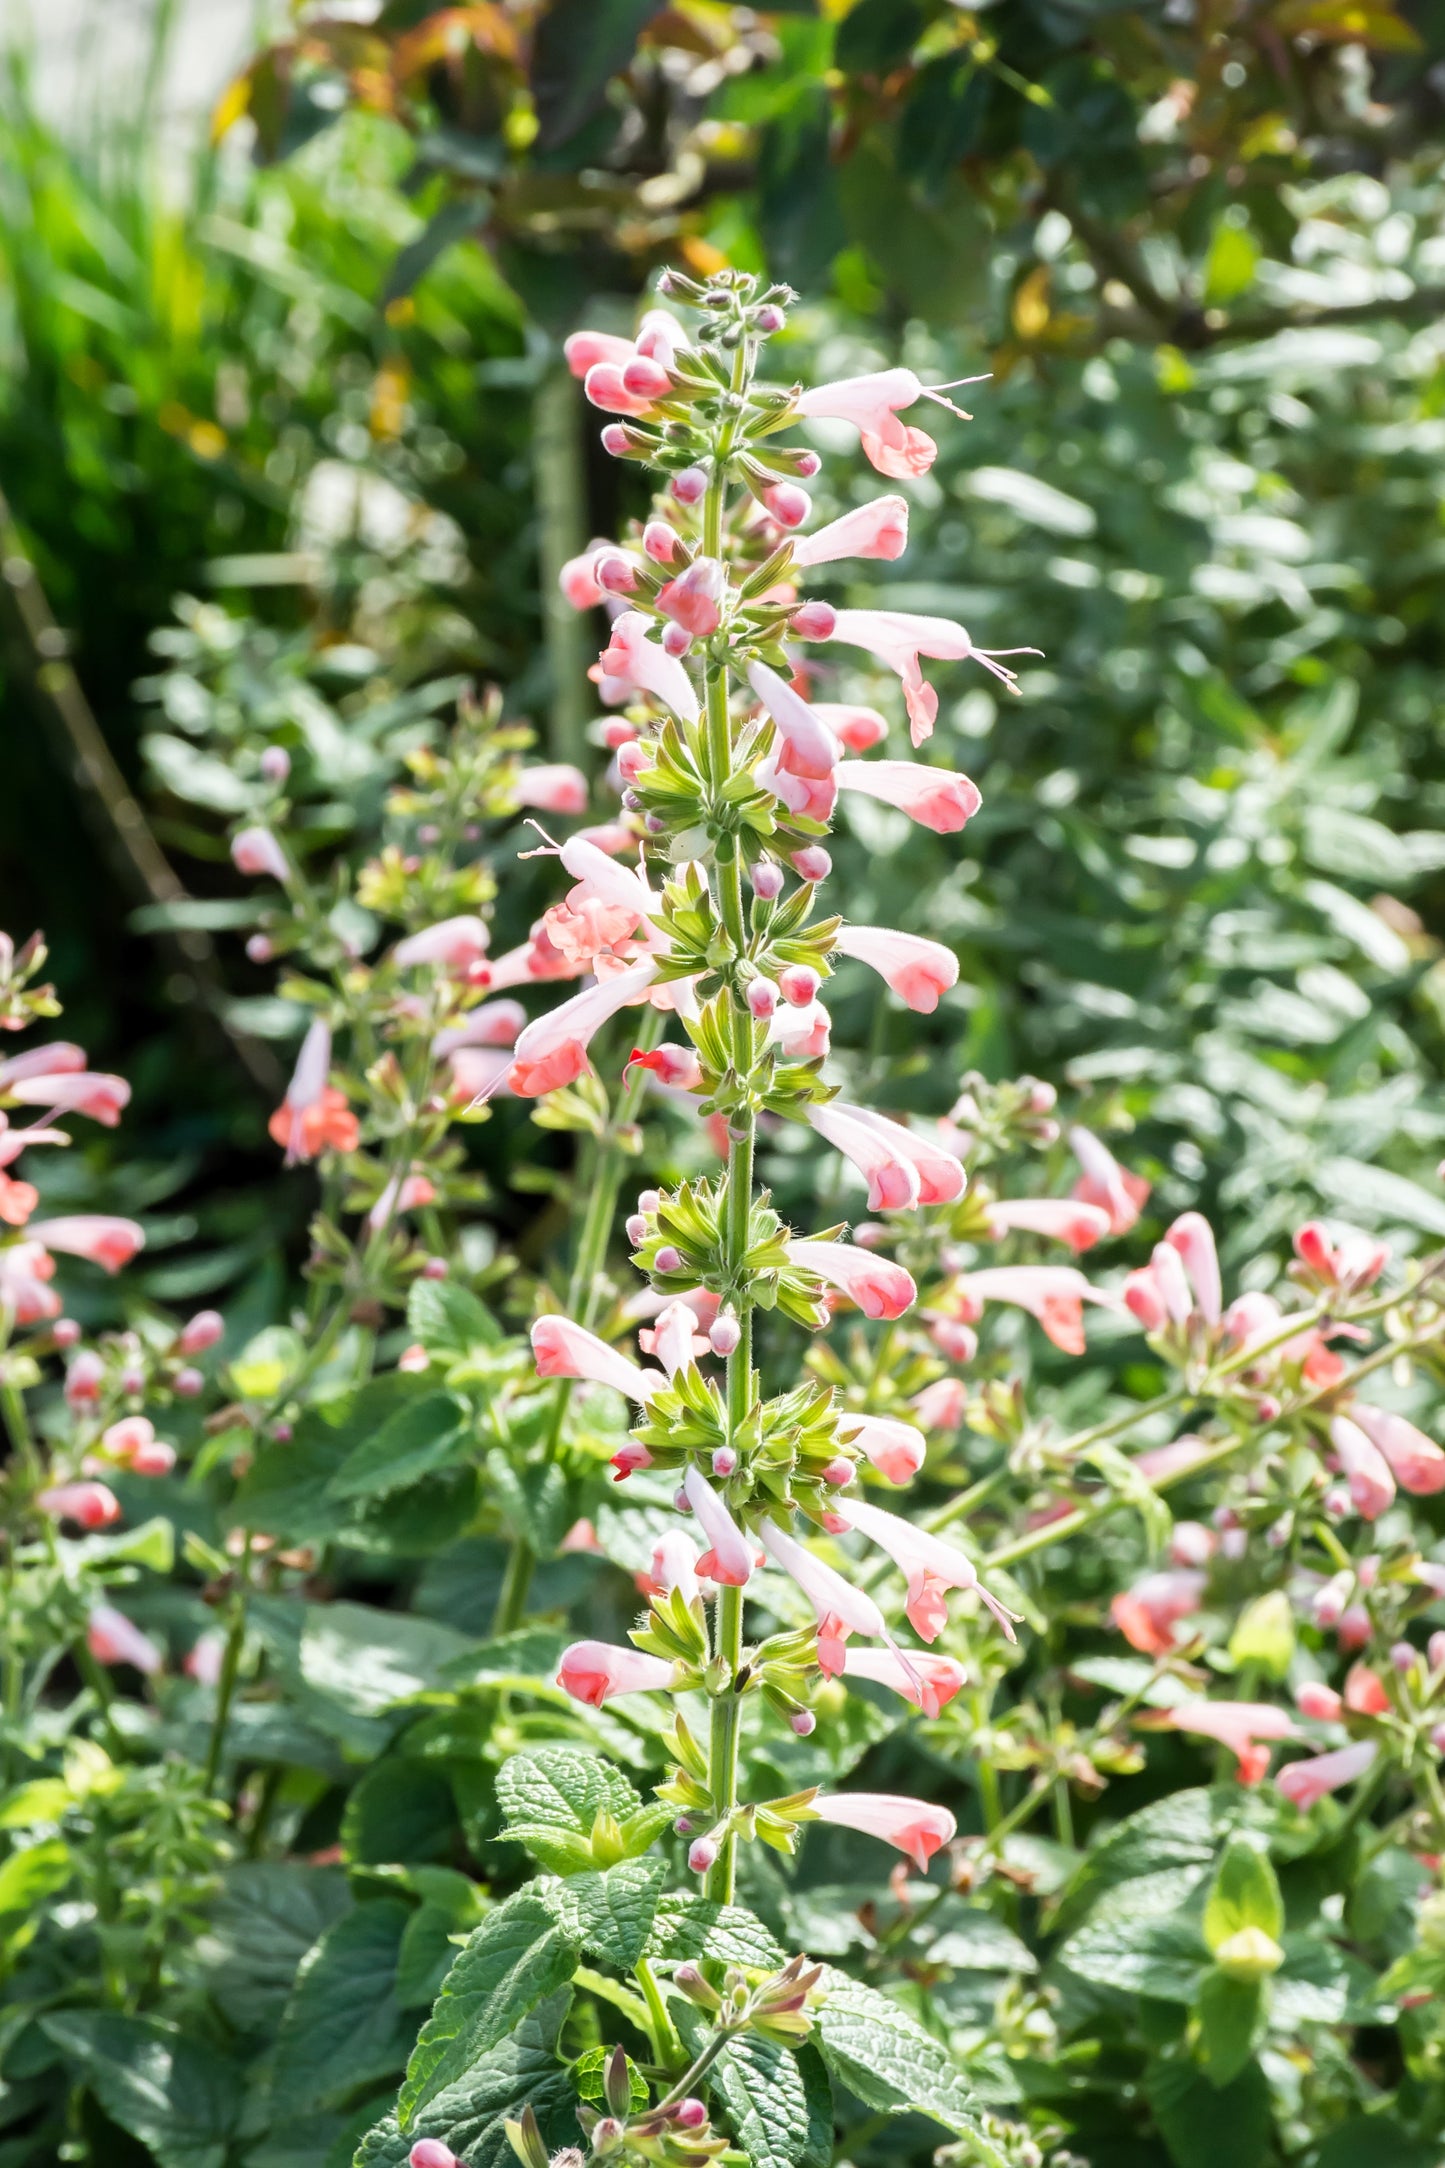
[1276,1737,1378,1810]
[1167,1701,1296,1786]
[1111,1569,1206,1655]
[812,702,889,752]
[648,1300,705,1377]
[766,997,831,1060]
[836,1411,926,1484]
[786,1238,916,1321]
[557,1641,677,1707]
[433,1001,527,1057]
[531,1315,664,1403]
[795,366,976,477]
[1133,1435,1213,1484]
[792,495,910,567]
[1148,1241,1194,1326]
[986,1197,1111,1252]
[558,539,614,608]
[508,958,660,1097]
[1329,1414,1396,1520]
[642,1529,701,1605]
[87,1603,163,1675]
[516,764,589,816]
[4,1071,130,1125]
[563,329,636,378]
[37,1481,120,1529]
[231,827,289,882]
[598,612,700,723]
[1295,1681,1344,1722]
[954,1265,1117,1356]
[0,1041,85,1084]
[29,1216,144,1272]
[748,661,841,782]
[842,1646,968,1718]
[1350,1404,1445,1495]
[273,1018,335,1167]
[0,1241,59,1324]
[834,759,980,833]
[758,1519,886,1673]
[806,1101,920,1211]
[683,1464,754,1588]
[843,1106,966,1205]
[1164,1212,1222,1326]
[809,1790,957,1870]
[392,916,490,972]
[1293,1220,1390,1291]
[826,609,1038,744]
[1067,1125,1149,1234]
[832,925,958,1014]
[658,556,726,638]
[840,1496,1019,1643]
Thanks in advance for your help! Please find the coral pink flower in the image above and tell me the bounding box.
[1276,1737,1377,1810]
[563,329,636,378]
[626,1043,704,1091]
[392,916,490,973]
[433,1001,527,1058]
[795,366,976,477]
[847,1106,965,1206]
[683,1464,754,1588]
[767,998,831,1061]
[1111,1569,1206,1655]
[1295,1681,1343,1721]
[792,495,909,568]
[787,1238,916,1321]
[268,1020,359,1165]
[598,612,700,724]
[1123,1264,1167,1333]
[516,764,589,816]
[758,1518,885,1672]
[826,609,1037,744]
[837,1412,926,1484]
[813,702,889,752]
[367,1168,436,1230]
[1168,1701,1295,1785]
[38,1480,120,1529]
[1067,1125,1150,1234]
[1164,1212,1221,1326]
[985,1197,1111,1252]
[1293,1220,1390,1291]
[912,1378,965,1431]
[832,925,957,1014]
[954,1265,1116,1356]
[4,1071,130,1126]
[641,1528,701,1604]
[558,539,615,608]
[0,1241,60,1323]
[87,1603,162,1675]
[834,759,980,833]
[1350,1404,1445,1495]
[531,1315,664,1403]
[1343,1663,1390,1715]
[508,958,660,1097]
[810,1790,957,1870]
[1329,1414,1396,1520]
[231,827,289,882]
[840,1496,1019,1642]
[842,1645,968,1718]
[807,1102,919,1211]
[642,1300,706,1377]
[0,1171,39,1227]
[557,1641,677,1707]
[29,1216,144,1273]
[658,556,726,638]
[583,362,656,416]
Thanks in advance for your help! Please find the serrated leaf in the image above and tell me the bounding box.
[355,1993,575,2168]
[398,1891,580,2127]
[299,1602,480,1715]
[273,1899,416,2113]
[495,1746,640,1837]
[713,2034,814,2168]
[1203,1838,1283,1954]
[406,1276,501,1353]
[812,1967,975,2134]
[326,1393,470,1502]
[1145,2057,1270,2168]
[41,2011,241,2168]
[538,1858,665,1969]
[1057,1903,1207,2004]
[195,1861,351,2031]
[1195,1971,1263,2087]
[645,1896,787,1971]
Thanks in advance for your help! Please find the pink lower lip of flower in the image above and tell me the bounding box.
[841,1105,966,1208]
[87,1603,163,1675]
[556,1640,677,1706]
[832,924,958,1015]
[1329,1414,1396,1520]
[507,958,660,1098]
[1167,1700,1296,1784]
[786,1238,917,1321]
[758,1519,885,1672]
[625,1043,704,1091]
[986,1196,1112,1252]
[530,1315,665,1403]
[810,1790,957,1871]
[956,1264,1117,1357]
[1276,1737,1378,1810]
[1350,1404,1445,1495]
[792,495,910,568]
[1164,1211,1222,1326]
[683,1463,754,1587]
[515,764,589,816]
[37,1481,120,1529]
[833,758,981,834]
[807,1101,921,1212]
[836,1413,926,1484]
[27,1215,145,1273]
[842,1646,967,1719]
[812,702,888,752]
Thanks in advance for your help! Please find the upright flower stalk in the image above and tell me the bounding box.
[537,267,1021,1910]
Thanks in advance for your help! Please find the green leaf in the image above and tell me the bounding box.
[1195,1971,1263,2087]
[538,1858,665,1970]
[342,1759,459,1867]
[62,1513,175,1574]
[1145,2057,1270,2168]
[496,1746,640,1839]
[1226,1593,1294,1679]
[1203,1839,1283,1956]
[645,1896,786,1971]
[1055,1788,1299,1930]
[356,1994,576,2168]
[530,0,664,149]
[196,1861,351,2031]
[40,2012,240,2168]
[1057,1892,1208,2004]
[397,1891,580,2128]
[440,1625,570,1691]
[812,1967,974,2134]
[406,1275,502,1354]
[299,1602,480,1715]
[713,2034,815,2168]
[327,1393,470,1503]
[273,1899,417,2113]
[0,1838,70,1915]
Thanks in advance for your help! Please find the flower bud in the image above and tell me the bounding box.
[661,621,692,657]
[260,745,291,784]
[180,1309,224,1356]
[65,1351,104,1405]
[1392,1640,1418,1673]
[672,465,708,504]
[1429,1631,1445,1671]
[764,482,809,528]
[1295,1681,1342,1721]
[52,1318,81,1349]
[418,823,440,845]
[408,2143,459,2168]
[623,355,672,399]
[790,846,831,883]
[778,966,820,1007]
[601,423,630,456]
[709,1313,740,1356]
[790,1708,817,1736]
[688,1836,718,1875]
[755,303,786,334]
[173,1367,204,1398]
[616,740,647,781]
[750,859,784,900]
[930,1319,977,1364]
[422,1256,449,1280]
[246,934,274,965]
[638,1190,660,1212]
[712,1446,738,1479]
[596,553,636,595]
[272,1421,293,1442]
[675,2099,708,2130]
[674,1486,691,1512]
[821,1456,854,1487]
[602,719,637,749]
[626,1214,647,1246]
[1322,1484,1352,1522]
[1433,1722,1445,1755]
[642,519,677,564]
[746,979,778,1020]
[398,1344,429,1374]
[655,1246,682,1273]
[791,600,836,639]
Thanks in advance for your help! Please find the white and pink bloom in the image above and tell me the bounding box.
[758,1518,885,1673]
[787,1239,916,1321]
[642,1300,707,1377]
[1293,1220,1390,1292]
[3,1070,130,1126]
[530,1315,663,1404]
[809,1790,956,1871]
[658,556,726,639]
[433,1001,527,1059]
[836,1411,926,1485]
[598,612,700,724]
[1111,1569,1206,1656]
[792,495,909,568]
[1163,1212,1221,1327]
[832,925,957,1014]
[1276,1737,1378,1810]
[953,1264,1116,1357]
[28,1216,143,1273]
[1167,1701,1296,1785]
[37,1480,120,1529]
[834,758,980,834]
[812,702,888,752]
[806,1101,966,1213]
[1068,1126,1149,1235]
[1329,1415,1396,1520]
[683,1464,754,1588]
[842,1645,967,1719]
[516,764,589,816]
[231,827,289,883]
[840,1496,1019,1642]
[557,1641,677,1707]
[826,609,1037,744]
[795,366,977,478]
[508,957,659,1097]
[87,1603,162,1676]
[268,1019,359,1164]
[392,916,490,974]
[985,1197,1111,1252]
[1350,1404,1445,1495]
[0,1240,59,1324]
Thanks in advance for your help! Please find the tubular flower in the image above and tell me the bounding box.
[1111,1570,1206,1656]
[767,997,831,1060]
[1276,1738,1378,1810]
[28,1216,144,1272]
[1168,1701,1296,1785]
[0,1042,85,1085]
[557,1641,678,1707]
[1068,1125,1149,1234]
[1350,1404,1445,1495]
[842,1646,968,1718]
[598,612,700,724]
[626,1042,704,1092]
[531,1316,664,1404]
[985,1197,1111,1252]
[809,1791,957,1871]
[834,758,980,833]
[683,1464,754,1588]
[641,1529,702,1604]
[826,609,1038,744]
[792,495,909,567]
[839,1497,1019,1643]
[842,1106,966,1206]
[644,1300,707,1377]
[832,925,958,1014]
[748,661,841,782]
[758,1519,886,1673]
[515,764,589,816]
[786,1238,916,1321]
[1164,1212,1222,1326]
[231,826,289,882]
[1329,1415,1396,1520]
[1293,1220,1390,1291]
[269,1019,359,1165]
[954,1265,1116,1356]
[37,1481,120,1529]
[87,1604,163,1675]
[392,916,490,973]
[433,1001,527,1058]
[0,1241,59,1323]
[563,329,636,378]
[812,702,889,752]
[836,1412,926,1485]
[658,556,726,638]
[795,366,976,477]
[558,538,616,608]
[3,1070,130,1126]
[508,958,660,1097]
